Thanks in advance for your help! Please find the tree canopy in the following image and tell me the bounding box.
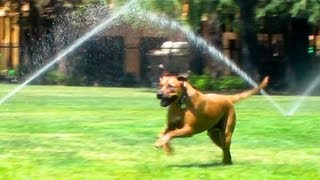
[257,0,320,24]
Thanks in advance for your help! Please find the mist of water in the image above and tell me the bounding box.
[0,0,136,105]
[133,10,286,115]
[286,73,320,116]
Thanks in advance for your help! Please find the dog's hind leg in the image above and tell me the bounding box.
[208,127,233,165]
[207,127,224,148]
[208,108,236,165]
[222,107,236,165]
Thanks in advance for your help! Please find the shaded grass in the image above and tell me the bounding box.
[0,84,319,179]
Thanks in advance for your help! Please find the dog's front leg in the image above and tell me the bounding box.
[158,125,168,138]
[157,126,174,155]
[154,125,193,148]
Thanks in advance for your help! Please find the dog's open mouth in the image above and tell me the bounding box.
[160,95,177,107]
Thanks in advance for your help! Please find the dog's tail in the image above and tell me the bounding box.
[229,76,269,103]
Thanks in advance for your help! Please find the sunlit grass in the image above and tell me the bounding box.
[0,84,319,179]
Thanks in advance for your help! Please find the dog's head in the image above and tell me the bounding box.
[157,74,188,107]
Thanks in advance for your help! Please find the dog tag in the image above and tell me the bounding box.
[180,103,187,109]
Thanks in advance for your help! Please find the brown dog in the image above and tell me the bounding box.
[155,74,269,164]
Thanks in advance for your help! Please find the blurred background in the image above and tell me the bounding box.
[0,0,319,94]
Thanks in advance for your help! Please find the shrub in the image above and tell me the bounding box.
[189,71,248,92]
[212,76,248,91]
[42,70,66,85]
[119,73,138,87]
[188,72,212,91]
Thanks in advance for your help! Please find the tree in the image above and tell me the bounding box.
[235,0,260,80]
[111,0,182,18]
[182,0,320,90]
[256,0,320,90]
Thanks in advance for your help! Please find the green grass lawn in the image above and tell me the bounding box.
[0,84,319,179]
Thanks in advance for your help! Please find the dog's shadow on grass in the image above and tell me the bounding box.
[168,162,223,168]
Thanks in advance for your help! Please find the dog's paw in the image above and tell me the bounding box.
[154,140,164,148]
[154,135,170,148]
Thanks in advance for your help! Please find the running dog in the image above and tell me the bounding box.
[155,73,269,164]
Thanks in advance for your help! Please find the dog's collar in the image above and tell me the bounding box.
[177,91,188,109]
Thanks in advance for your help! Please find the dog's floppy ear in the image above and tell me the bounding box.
[177,71,190,81]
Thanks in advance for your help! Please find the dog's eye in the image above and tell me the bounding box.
[168,84,175,89]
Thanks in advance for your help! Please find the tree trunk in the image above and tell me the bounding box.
[26,0,41,73]
[236,0,261,80]
[287,17,311,91]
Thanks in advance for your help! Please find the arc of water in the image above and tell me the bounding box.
[0,0,136,105]
[0,1,286,116]
[136,10,286,115]
[286,73,320,116]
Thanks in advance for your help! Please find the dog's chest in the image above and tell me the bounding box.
[167,107,186,128]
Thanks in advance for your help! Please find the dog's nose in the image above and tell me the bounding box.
[157,92,163,99]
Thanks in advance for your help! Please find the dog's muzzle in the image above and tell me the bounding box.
[157,91,177,107]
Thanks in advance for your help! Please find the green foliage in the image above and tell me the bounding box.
[113,0,182,18]
[212,75,248,90]
[189,70,248,91]
[256,1,289,19]
[256,0,320,23]
[187,0,220,30]
[140,0,182,17]
[189,71,213,91]
[42,70,66,85]
[218,0,239,14]
[307,1,320,23]
[65,74,88,86]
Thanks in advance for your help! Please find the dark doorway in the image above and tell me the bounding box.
[70,36,125,86]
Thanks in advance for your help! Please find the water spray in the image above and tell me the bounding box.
[0,0,136,105]
[133,10,286,115]
[286,73,320,116]
[0,1,289,116]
